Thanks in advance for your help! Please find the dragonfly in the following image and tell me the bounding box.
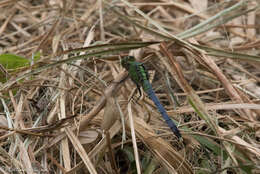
[121,56,182,139]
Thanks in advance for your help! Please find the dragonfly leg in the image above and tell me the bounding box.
[128,87,137,102]
[137,85,142,98]
[128,85,143,102]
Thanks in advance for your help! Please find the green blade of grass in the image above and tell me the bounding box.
[177,0,250,38]
[60,41,159,55]
[193,44,260,62]
[106,0,201,52]
[0,42,157,91]
[179,7,257,39]
[188,97,218,135]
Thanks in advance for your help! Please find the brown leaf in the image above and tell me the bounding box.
[101,97,120,131]
[78,130,99,145]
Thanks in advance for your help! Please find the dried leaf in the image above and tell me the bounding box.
[101,97,119,131]
[78,130,99,145]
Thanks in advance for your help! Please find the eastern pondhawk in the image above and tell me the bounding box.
[121,56,181,139]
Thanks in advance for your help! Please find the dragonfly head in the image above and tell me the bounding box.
[121,56,135,69]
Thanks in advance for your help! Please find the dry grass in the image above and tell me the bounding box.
[0,0,260,173]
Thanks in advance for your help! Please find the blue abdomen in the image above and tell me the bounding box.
[143,80,181,138]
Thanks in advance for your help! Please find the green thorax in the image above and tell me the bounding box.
[121,56,150,91]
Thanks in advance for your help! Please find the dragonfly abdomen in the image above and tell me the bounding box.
[144,81,182,138]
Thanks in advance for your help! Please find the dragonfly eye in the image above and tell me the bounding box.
[120,58,128,69]
[121,56,135,69]
[126,56,135,61]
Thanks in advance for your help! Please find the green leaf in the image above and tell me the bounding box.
[0,53,41,83]
[0,54,30,70]
[122,146,135,162]
[33,52,41,61]
[193,135,222,156]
